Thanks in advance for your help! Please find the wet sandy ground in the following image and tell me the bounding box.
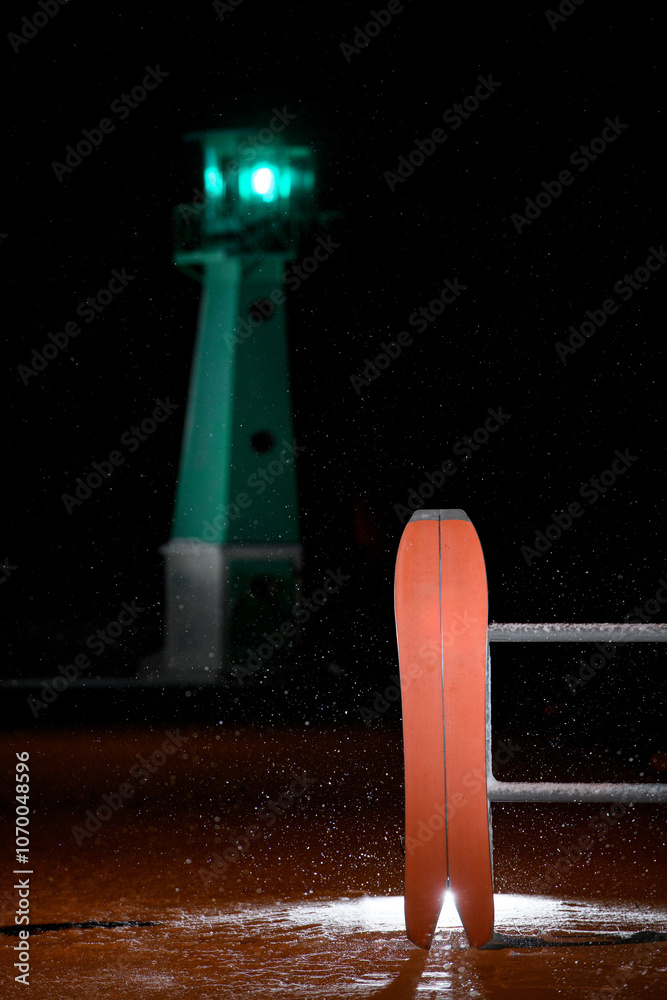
[0,724,665,998]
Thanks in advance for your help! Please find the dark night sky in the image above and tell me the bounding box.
[2,3,665,749]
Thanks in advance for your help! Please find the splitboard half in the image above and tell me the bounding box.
[395,509,494,949]
[395,511,448,949]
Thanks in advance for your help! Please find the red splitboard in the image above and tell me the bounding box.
[395,509,494,949]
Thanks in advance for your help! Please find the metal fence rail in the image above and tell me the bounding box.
[487,779,667,803]
[488,623,667,642]
[486,621,666,802]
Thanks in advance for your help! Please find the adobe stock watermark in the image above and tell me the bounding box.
[520,448,638,567]
[511,116,628,234]
[0,557,18,584]
[51,65,170,182]
[71,730,189,845]
[350,277,467,394]
[195,771,315,885]
[359,609,479,723]
[223,235,341,349]
[61,397,179,514]
[565,578,667,694]
[541,802,629,884]
[199,437,306,544]
[27,600,145,716]
[8,0,69,54]
[591,964,645,1000]
[625,578,667,624]
[17,267,136,385]
[404,739,520,857]
[554,244,666,362]
[384,75,501,192]
[231,567,350,684]
[176,107,296,224]
[340,2,404,63]
[394,406,511,524]
[545,0,586,31]
[564,642,617,695]
[212,0,245,19]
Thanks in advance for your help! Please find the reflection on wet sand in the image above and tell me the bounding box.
[0,724,664,998]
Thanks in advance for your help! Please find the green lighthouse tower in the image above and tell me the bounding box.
[157,122,314,682]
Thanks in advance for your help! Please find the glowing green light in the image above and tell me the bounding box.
[250,165,278,201]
